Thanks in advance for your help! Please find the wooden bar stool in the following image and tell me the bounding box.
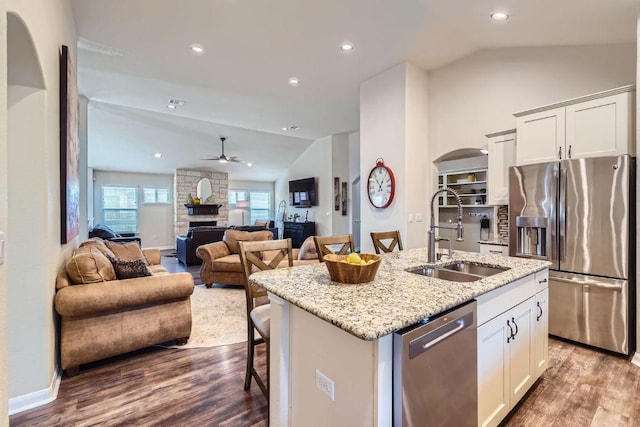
[238,238,294,406]
[370,230,403,254]
[313,234,355,262]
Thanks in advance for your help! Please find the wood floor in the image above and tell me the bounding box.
[10,255,640,426]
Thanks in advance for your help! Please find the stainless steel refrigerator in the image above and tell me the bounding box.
[509,155,635,355]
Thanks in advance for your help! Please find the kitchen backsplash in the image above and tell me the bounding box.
[497,205,509,240]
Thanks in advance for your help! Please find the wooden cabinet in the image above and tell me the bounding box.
[486,130,516,205]
[477,270,549,427]
[438,168,487,207]
[515,86,635,166]
[282,221,315,248]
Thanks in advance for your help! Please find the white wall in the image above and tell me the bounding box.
[275,136,333,236]
[93,171,174,249]
[331,133,350,235]
[360,63,430,252]
[0,4,7,421]
[428,44,636,161]
[3,0,77,414]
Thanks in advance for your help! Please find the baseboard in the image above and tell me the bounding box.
[8,366,61,415]
[145,245,174,250]
[632,353,640,368]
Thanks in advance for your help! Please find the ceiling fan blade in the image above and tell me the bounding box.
[201,156,221,161]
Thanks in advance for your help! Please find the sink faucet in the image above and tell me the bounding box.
[428,188,464,263]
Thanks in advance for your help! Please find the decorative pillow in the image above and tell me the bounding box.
[111,258,152,280]
[66,248,116,285]
[79,238,116,259]
[223,229,274,254]
[105,241,147,264]
[298,236,318,260]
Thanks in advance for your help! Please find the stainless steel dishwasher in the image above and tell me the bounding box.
[393,301,477,426]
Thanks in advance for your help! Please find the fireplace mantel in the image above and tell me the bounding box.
[184,204,222,216]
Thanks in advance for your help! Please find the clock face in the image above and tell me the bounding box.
[367,165,395,208]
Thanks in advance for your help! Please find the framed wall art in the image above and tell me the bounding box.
[59,45,80,244]
[341,182,347,216]
[334,177,340,211]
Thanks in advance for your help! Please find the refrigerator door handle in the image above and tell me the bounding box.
[551,276,623,291]
[559,166,567,262]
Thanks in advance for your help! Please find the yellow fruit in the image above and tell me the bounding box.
[360,260,367,265]
[367,259,375,264]
[340,259,348,264]
[346,253,362,264]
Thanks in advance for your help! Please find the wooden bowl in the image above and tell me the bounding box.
[323,253,381,284]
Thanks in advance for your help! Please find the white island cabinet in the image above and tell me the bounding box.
[251,249,550,427]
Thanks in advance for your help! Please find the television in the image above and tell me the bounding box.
[289,177,317,207]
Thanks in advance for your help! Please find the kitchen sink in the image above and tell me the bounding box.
[406,266,482,282]
[441,262,510,277]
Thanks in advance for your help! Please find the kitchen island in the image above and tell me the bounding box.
[250,249,550,426]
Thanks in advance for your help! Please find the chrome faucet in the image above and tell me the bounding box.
[428,188,464,263]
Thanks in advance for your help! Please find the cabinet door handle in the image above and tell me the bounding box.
[511,317,519,338]
[558,146,562,160]
[539,278,548,284]
[507,319,514,343]
[568,145,572,158]
[537,301,543,322]
[489,250,503,254]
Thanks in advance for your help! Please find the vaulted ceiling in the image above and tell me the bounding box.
[71,0,637,181]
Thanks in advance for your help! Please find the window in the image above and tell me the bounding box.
[249,191,271,224]
[143,187,170,204]
[102,186,138,233]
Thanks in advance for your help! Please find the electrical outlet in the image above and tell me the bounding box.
[415,213,423,222]
[408,214,414,223]
[315,369,335,400]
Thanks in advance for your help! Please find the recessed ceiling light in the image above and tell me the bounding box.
[247,162,253,167]
[480,149,489,155]
[339,42,354,53]
[288,77,300,86]
[490,12,509,21]
[281,127,289,131]
[190,44,205,55]
[167,99,185,110]
[154,152,163,158]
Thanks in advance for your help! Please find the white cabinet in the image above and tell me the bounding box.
[486,130,516,205]
[515,86,635,166]
[515,108,565,166]
[477,270,549,427]
[479,243,508,256]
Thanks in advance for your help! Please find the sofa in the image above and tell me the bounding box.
[196,230,319,287]
[176,224,278,266]
[54,238,194,376]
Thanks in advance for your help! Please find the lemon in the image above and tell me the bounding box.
[346,253,362,265]
[340,259,348,264]
[360,260,367,265]
[367,259,375,264]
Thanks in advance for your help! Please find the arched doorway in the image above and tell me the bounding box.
[6,11,51,407]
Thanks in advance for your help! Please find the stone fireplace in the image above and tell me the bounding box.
[174,169,229,237]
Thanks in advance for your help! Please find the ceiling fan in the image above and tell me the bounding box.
[201,137,243,164]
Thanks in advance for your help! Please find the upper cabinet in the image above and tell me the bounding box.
[486,130,516,206]
[514,86,635,165]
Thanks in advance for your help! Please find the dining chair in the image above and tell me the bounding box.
[313,234,355,262]
[238,238,294,403]
[370,230,404,254]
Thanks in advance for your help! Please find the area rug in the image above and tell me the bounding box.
[165,284,247,349]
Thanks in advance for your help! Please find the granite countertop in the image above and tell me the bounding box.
[478,239,509,246]
[250,249,550,341]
